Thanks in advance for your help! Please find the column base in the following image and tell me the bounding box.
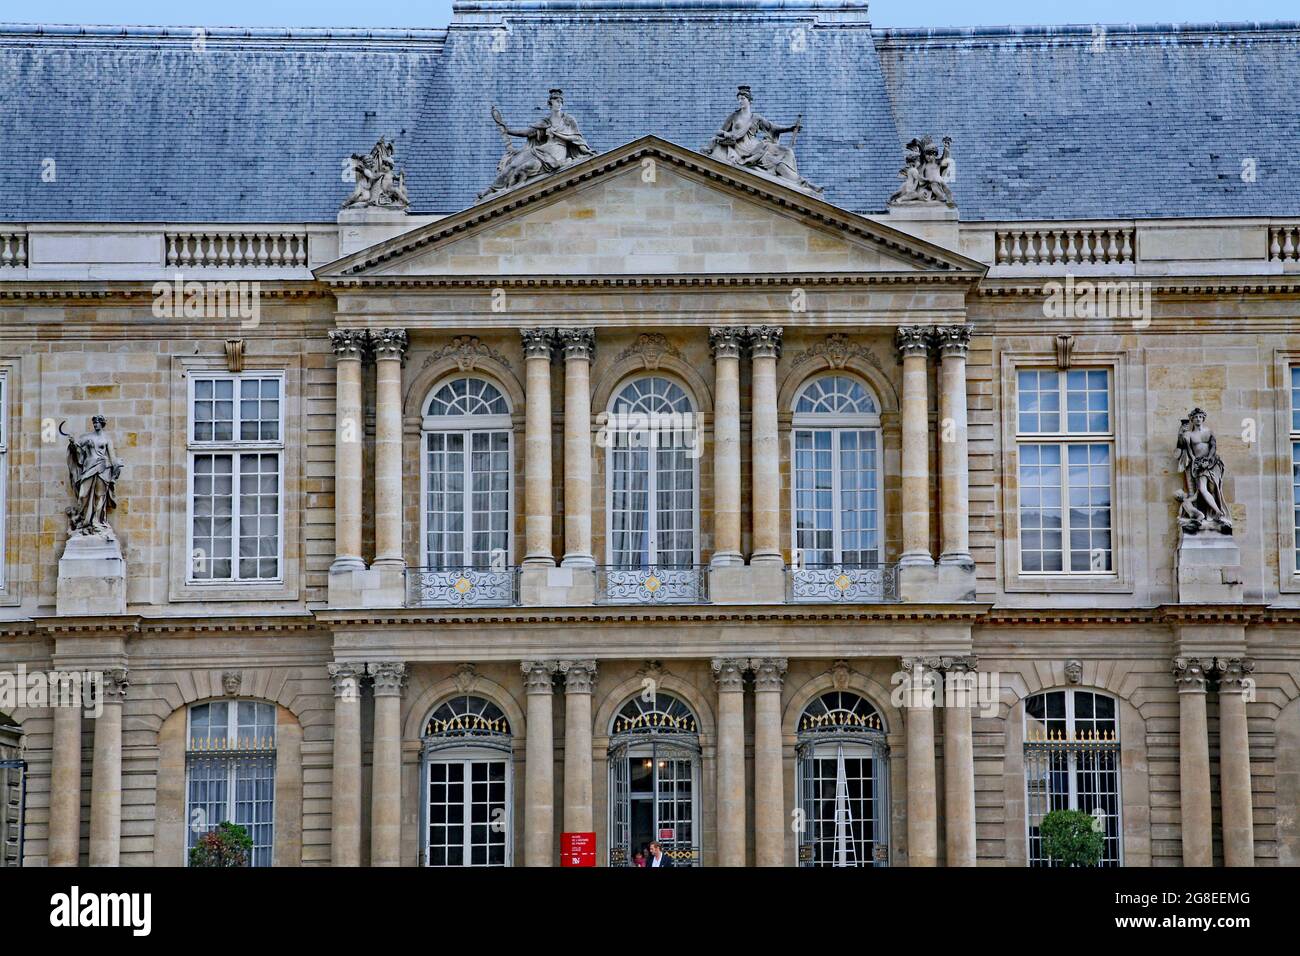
[329,555,366,573]
[709,551,745,569]
[938,551,974,568]
[710,564,786,604]
[520,565,595,606]
[749,551,784,568]
[521,554,557,569]
[560,553,595,570]
[898,551,935,568]
[898,562,976,603]
[328,566,406,609]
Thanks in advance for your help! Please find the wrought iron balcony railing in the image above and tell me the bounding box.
[406,566,518,608]
[786,563,900,604]
[596,564,709,605]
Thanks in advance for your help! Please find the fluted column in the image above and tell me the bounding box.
[560,660,597,835]
[370,329,408,571]
[48,690,82,867]
[747,326,783,565]
[939,656,978,866]
[558,329,595,568]
[329,330,368,572]
[521,660,558,865]
[752,657,787,867]
[1217,658,1256,867]
[88,667,128,866]
[329,662,365,866]
[368,661,407,866]
[521,329,556,567]
[713,657,748,866]
[1173,657,1213,867]
[709,327,745,566]
[902,657,938,866]
[934,325,972,566]
[896,326,934,566]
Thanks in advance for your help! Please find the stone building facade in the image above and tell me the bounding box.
[1,2,1299,867]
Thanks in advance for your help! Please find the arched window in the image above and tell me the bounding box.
[608,691,700,866]
[796,690,889,867]
[791,375,882,567]
[606,377,699,568]
[1023,689,1121,866]
[185,700,277,867]
[421,378,512,570]
[421,695,513,867]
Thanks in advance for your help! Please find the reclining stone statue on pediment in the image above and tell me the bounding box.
[701,85,822,196]
[478,89,595,201]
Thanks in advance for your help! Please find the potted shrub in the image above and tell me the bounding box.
[189,821,254,867]
[1040,809,1105,867]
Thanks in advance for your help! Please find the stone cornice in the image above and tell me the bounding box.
[977,275,1300,298]
[324,271,980,293]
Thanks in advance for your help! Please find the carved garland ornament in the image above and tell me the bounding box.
[790,332,886,374]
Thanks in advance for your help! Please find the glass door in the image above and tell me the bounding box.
[609,740,700,866]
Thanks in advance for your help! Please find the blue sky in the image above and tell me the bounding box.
[7,0,1294,29]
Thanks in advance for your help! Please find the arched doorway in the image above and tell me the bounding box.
[607,692,700,866]
[420,694,513,867]
[0,712,25,868]
[795,691,890,867]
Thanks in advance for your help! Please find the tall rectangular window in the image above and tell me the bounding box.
[188,374,283,583]
[0,372,7,588]
[1015,368,1114,574]
[1291,367,1300,570]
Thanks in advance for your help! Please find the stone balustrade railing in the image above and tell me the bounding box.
[166,230,310,268]
[994,226,1135,266]
[0,231,27,268]
[1269,225,1300,262]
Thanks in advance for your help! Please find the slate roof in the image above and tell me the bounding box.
[2,2,1298,223]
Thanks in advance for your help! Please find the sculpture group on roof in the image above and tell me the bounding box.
[341,138,410,211]
[888,134,956,207]
[701,85,822,195]
[477,88,596,201]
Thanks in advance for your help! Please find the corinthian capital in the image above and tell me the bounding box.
[101,667,130,703]
[895,325,931,359]
[367,661,409,697]
[555,327,595,361]
[520,659,559,694]
[711,657,748,691]
[328,661,365,700]
[369,328,409,361]
[1216,657,1255,691]
[560,659,598,694]
[750,657,788,691]
[1172,656,1213,691]
[328,328,369,360]
[745,325,783,359]
[931,324,972,358]
[520,327,555,360]
[709,326,746,360]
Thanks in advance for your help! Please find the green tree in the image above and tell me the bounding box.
[1040,809,1105,867]
[189,821,254,868]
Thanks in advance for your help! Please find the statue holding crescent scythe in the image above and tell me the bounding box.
[60,416,123,537]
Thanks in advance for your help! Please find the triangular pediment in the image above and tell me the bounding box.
[316,136,985,282]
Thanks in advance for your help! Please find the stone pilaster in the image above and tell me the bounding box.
[712,657,748,866]
[329,330,368,573]
[368,661,407,867]
[933,325,972,566]
[369,329,408,572]
[560,660,598,836]
[751,657,787,867]
[88,667,128,866]
[895,326,933,566]
[746,326,783,566]
[938,655,978,867]
[1173,656,1214,867]
[48,694,82,866]
[709,327,745,567]
[1217,657,1256,867]
[521,329,556,567]
[557,329,595,568]
[328,661,365,866]
[521,660,559,865]
[901,656,938,866]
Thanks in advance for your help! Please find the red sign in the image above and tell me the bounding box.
[561,831,596,867]
[658,828,675,841]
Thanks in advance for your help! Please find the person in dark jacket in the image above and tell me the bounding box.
[647,841,674,867]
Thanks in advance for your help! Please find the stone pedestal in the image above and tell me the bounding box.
[519,566,596,606]
[708,565,786,605]
[337,208,436,258]
[881,203,961,251]
[898,563,976,603]
[57,533,126,616]
[1176,532,1243,603]
[327,566,406,609]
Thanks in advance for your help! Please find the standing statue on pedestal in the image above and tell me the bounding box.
[62,416,123,537]
[1175,408,1232,534]
[478,89,595,200]
[702,85,822,195]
